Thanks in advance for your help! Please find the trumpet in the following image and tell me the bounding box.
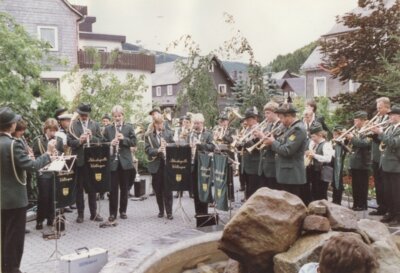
[246,126,281,153]
[333,125,356,143]
[235,120,268,146]
[159,137,167,162]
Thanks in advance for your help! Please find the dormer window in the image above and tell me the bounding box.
[208,62,214,72]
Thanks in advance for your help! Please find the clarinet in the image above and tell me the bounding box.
[114,123,121,161]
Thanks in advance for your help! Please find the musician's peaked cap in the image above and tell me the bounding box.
[149,107,161,115]
[353,111,367,119]
[388,105,400,115]
[55,108,73,120]
[309,122,323,135]
[102,114,111,120]
[244,106,259,119]
[218,112,229,120]
[333,125,345,132]
[275,103,298,114]
[76,103,92,115]
[0,107,21,126]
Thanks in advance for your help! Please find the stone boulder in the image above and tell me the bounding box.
[357,219,392,243]
[273,232,362,273]
[372,240,400,273]
[302,215,331,233]
[309,200,357,231]
[219,187,307,273]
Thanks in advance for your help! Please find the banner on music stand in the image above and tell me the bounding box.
[165,145,191,191]
[197,152,213,203]
[213,153,229,211]
[83,144,111,193]
[55,160,76,208]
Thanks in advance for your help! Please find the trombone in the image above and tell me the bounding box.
[357,120,390,136]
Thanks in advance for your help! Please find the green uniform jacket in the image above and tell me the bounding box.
[271,120,307,185]
[67,119,102,167]
[103,123,136,171]
[258,121,283,178]
[371,115,389,163]
[349,131,371,170]
[32,135,64,179]
[239,126,261,175]
[0,133,51,209]
[379,124,400,173]
[145,130,174,174]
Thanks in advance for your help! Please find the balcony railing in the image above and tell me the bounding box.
[78,50,155,72]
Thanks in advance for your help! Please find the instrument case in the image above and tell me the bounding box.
[59,247,108,273]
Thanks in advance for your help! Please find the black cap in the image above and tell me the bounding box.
[149,107,161,115]
[218,112,229,120]
[76,103,92,115]
[276,103,298,114]
[353,111,368,119]
[0,107,21,126]
[54,108,68,119]
[244,107,259,119]
[333,125,345,132]
[388,105,400,115]
[309,122,323,135]
[102,114,111,120]
[182,115,191,121]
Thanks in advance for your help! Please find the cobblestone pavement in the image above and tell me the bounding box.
[21,175,242,273]
[20,176,399,273]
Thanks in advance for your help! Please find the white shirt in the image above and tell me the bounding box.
[308,139,334,163]
[299,262,319,273]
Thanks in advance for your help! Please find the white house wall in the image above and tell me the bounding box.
[79,38,122,51]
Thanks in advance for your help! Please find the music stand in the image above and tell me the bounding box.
[40,154,77,261]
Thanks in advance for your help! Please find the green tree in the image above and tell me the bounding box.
[268,41,318,74]
[68,49,148,122]
[372,49,400,104]
[320,0,400,114]
[0,12,61,137]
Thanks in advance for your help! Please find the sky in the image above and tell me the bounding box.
[70,0,359,65]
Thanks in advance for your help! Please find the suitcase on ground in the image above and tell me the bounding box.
[195,213,219,227]
[59,247,108,273]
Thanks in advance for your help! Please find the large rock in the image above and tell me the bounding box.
[219,188,307,273]
[273,232,362,273]
[309,200,357,231]
[302,215,331,233]
[357,219,391,243]
[372,240,400,273]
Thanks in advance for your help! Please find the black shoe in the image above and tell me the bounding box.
[389,218,400,227]
[36,222,43,230]
[352,207,364,211]
[128,193,135,198]
[120,213,127,219]
[70,205,77,209]
[239,187,245,192]
[108,215,116,222]
[90,215,103,222]
[158,212,164,218]
[167,214,173,220]
[25,229,30,234]
[150,192,156,196]
[47,219,54,226]
[63,207,73,213]
[369,209,386,216]
[76,215,84,223]
[174,194,179,198]
[381,214,394,223]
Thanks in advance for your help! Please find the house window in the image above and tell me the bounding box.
[313,77,327,97]
[38,26,58,51]
[156,86,161,96]
[348,79,360,92]
[41,78,60,91]
[325,37,338,44]
[167,85,173,96]
[218,84,227,95]
[208,62,214,72]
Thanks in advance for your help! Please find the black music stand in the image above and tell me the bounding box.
[40,155,76,261]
